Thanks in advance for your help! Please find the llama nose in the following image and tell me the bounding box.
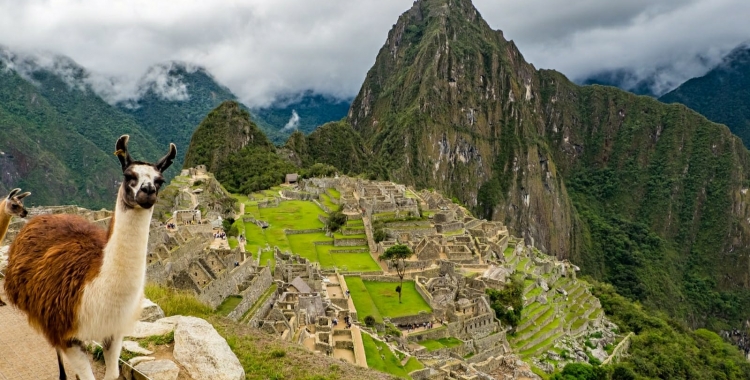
[141,183,156,195]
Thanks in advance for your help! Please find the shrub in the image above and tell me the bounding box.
[364,315,376,327]
[385,323,402,337]
[327,211,347,232]
[374,228,387,243]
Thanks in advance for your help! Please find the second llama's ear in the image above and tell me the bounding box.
[7,188,20,199]
[114,135,134,172]
[156,143,177,173]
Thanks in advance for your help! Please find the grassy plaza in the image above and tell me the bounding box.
[345,277,432,323]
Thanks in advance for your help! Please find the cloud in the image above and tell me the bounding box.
[474,0,750,94]
[0,0,747,104]
[282,110,301,132]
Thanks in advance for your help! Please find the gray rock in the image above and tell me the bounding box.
[140,298,166,322]
[127,320,176,339]
[128,356,155,366]
[134,359,179,380]
[171,316,245,380]
[540,280,549,292]
[122,340,154,355]
[591,347,608,362]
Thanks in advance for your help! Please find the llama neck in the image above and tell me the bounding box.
[101,191,154,282]
[0,200,11,243]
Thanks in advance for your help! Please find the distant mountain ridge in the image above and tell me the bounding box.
[0,48,348,207]
[659,44,750,148]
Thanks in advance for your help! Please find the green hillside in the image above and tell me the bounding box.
[659,45,750,148]
[0,55,164,209]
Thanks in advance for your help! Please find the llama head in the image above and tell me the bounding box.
[4,188,31,218]
[114,135,177,210]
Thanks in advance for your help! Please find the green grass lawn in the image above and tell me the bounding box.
[260,200,325,230]
[328,188,341,199]
[418,337,463,351]
[365,281,432,318]
[346,277,383,323]
[244,222,266,256]
[287,232,329,262]
[228,237,239,249]
[346,278,432,323]
[216,295,243,316]
[320,193,338,212]
[346,219,364,226]
[503,246,515,258]
[361,333,422,379]
[259,250,275,269]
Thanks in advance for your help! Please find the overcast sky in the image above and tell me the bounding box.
[0,0,748,107]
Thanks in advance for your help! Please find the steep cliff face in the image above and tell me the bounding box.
[348,0,577,258]
[346,0,750,326]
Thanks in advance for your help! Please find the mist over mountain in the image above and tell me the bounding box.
[659,44,750,148]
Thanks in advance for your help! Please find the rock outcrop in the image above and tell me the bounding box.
[169,316,245,380]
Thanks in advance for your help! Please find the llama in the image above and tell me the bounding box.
[4,135,176,380]
[0,188,31,306]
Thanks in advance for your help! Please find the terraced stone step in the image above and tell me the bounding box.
[520,303,548,323]
[515,318,562,352]
[516,307,555,340]
[520,331,565,359]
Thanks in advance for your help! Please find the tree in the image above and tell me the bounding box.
[222,217,235,234]
[486,274,524,329]
[327,210,347,232]
[379,244,413,303]
[373,228,387,243]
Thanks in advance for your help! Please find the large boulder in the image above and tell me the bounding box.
[140,298,166,322]
[170,316,244,380]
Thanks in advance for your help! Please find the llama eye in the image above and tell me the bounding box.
[124,174,136,183]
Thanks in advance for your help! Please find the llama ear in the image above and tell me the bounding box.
[7,188,20,199]
[156,143,177,173]
[114,135,134,172]
[15,192,31,200]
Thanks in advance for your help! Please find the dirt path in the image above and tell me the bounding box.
[0,280,105,379]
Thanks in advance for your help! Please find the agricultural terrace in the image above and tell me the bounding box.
[232,192,379,272]
[345,277,432,324]
[361,333,423,379]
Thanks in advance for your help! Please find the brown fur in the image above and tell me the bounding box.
[4,214,106,347]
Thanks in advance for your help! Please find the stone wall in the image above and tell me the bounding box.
[333,238,367,247]
[285,228,325,235]
[329,248,369,253]
[146,236,209,284]
[435,222,464,233]
[227,266,274,321]
[390,312,433,326]
[466,346,507,364]
[407,326,450,343]
[473,331,505,353]
[198,259,258,308]
[248,289,281,328]
[282,190,315,201]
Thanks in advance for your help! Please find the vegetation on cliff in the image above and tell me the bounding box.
[0,57,163,209]
[659,45,750,148]
[591,281,750,379]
